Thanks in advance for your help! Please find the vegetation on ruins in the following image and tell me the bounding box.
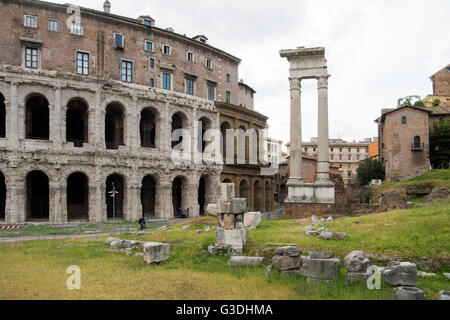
[357,158,386,186]
[430,119,450,169]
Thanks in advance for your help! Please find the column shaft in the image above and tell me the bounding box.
[316,75,331,183]
[289,78,303,180]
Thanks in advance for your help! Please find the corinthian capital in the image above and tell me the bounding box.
[317,75,330,89]
[289,78,301,91]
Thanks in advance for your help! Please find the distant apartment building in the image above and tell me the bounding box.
[266,137,283,165]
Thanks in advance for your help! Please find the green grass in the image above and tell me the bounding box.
[376,169,450,192]
[0,201,449,300]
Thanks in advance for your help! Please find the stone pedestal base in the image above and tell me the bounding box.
[215,227,248,255]
[285,203,335,219]
[286,182,335,204]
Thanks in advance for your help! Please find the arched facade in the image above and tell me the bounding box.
[67,172,89,221]
[105,102,125,149]
[25,94,49,140]
[66,98,89,147]
[26,170,49,221]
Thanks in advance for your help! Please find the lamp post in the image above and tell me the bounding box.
[108,183,119,233]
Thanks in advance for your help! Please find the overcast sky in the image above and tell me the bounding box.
[54,0,450,151]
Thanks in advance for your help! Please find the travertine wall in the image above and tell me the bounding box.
[0,66,220,223]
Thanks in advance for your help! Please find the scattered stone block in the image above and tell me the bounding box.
[320,232,346,240]
[309,252,334,259]
[396,287,425,300]
[204,227,211,232]
[444,273,450,280]
[303,226,314,232]
[134,253,144,258]
[143,242,171,265]
[229,198,247,214]
[208,245,223,255]
[227,256,269,267]
[383,262,417,286]
[244,212,262,229]
[326,216,334,222]
[346,271,371,282]
[216,228,248,255]
[306,231,319,237]
[265,265,273,277]
[299,258,341,280]
[272,255,303,271]
[417,271,436,277]
[440,291,450,300]
[407,202,415,209]
[274,246,302,257]
[344,251,370,272]
[196,230,202,234]
[125,248,133,256]
[182,225,190,230]
[206,204,218,217]
[106,237,120,245]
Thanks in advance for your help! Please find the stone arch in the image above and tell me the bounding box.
[67,172,89,221]
[26,170,49,221]
[172,175,187,217]
[171,111,188,150]
[105,102,125,149]
[140,107,158,148]
[25,93,49,140]
[198,116,212,153]
[239,179,250,211]
[198,174,214,216]
[220,121,231,163]
[0,171,5,220]
[222,178,232,183]
[265,181,272,212]
[253,180,262,212]
[66,98,89,147]
[106,173,125,219]
[280,183,288,203]
[141,174,157,217]
[0,93,5,138]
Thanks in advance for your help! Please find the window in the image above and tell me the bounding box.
[24,15,37,28]
[48,19,58,32]
[206,58,212,69]
[121,61,132,83]
[348,155,351,160]
[77,52,89,75]
[144,19,152,27]
[150,78,155,87]
[207,81,216,101]
[163,45,171,55]
[115,33,124,48]
[149,58,154,68]
[401,116,407,124]
[357,148,360,152]
[163,73,171,90]
[226,91,231,103]
[226,74,231,83]
[25,47,38,69]
[348,164,351,169]
[339,148,342,152]
[413,136,422,149]
[187,52,194,62]
[71,24,83,35]
[339,155,343,160]
[339,163,343,169]
[186,78,194,95]
[145,40,153,52]
[330,148,334,152]
[357,155,360,161]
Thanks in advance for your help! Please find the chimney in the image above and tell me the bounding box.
[103,0,111,13]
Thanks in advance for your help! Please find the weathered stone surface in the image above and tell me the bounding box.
[206,204,218,217]
[216,228,248,254]
[125,248,133,256]
[281,270,302,277]
[379,190,407,212]
[265,264,273,277]
[440,291,450,300]
[204,226,211,232]
[396,287,425,300]
[134,253,144,258]
[274,246,302,257]
[106,237,120,245]
[303,226,314,232]
[218,183,235,202]
[417,271,436,277]
[143,242,171,265]
[306,231,320,237]
[207,245,223,255]
[244,212,262,229]
[307,278,331,284]
[320,232,346,240]
[129,241,145,250]
[326,216,334,222]
[309,251,334,259]
[196,230,202,234]
[344,251,370,272]
[383,262,417,286]
[346,271,371,282]
[426,187,450,202]
[272,255,302,271]
[182,225,190,230]
[227,256,269,267]
[299,258,341,280]
[229,198,247,214]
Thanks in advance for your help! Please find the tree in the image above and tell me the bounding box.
[357,158,386,186]
[397,95,421,107]
[430,118,450,168]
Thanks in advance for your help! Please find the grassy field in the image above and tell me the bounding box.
[374,169,450,192]
[0,200,449,300]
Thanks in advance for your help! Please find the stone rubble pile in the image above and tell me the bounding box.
[303,216,346,240]
[272,246,303,275]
